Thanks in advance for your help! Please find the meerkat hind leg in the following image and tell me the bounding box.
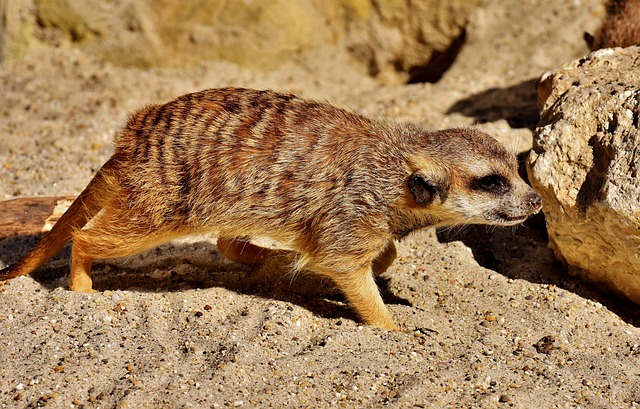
[217,236,274,266]
[70,213,182,292]
[70,249,96,293]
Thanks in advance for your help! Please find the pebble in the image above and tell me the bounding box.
[499,394,512,403]
[111,292,123,303]
[534,335,556,354]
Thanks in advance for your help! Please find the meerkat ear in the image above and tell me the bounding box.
[408,171,449,207]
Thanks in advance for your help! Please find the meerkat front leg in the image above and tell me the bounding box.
[311,256,398,330]
[216,236,274,266]
[371,240,397,277]
[334,265,398,330]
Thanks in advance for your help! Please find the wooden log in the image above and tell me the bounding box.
[0,196,75,241]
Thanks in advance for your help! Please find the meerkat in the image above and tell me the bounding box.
[584,0,640,50]
[0,88,542,330]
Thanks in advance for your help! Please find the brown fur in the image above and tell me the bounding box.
[585,0,640,50]
[0,88,541,330]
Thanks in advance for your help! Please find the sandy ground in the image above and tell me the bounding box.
[1,0,639,408]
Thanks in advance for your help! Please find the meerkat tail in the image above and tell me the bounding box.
[0,158,116,281]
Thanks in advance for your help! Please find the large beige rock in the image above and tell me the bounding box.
[528,46,640,303]
[1,0,477,84]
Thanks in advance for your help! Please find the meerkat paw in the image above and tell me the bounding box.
[69,277,96,293]
[370,318,399,331]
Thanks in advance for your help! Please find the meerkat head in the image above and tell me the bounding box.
[404,128,541,228]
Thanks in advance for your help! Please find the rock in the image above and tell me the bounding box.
[345,0,474,83]
[527,46,640,303]
[1,0,478,84]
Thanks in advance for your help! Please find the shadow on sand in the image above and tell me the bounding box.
[436,211,640,327]
[0,235,411,325]
[446,78,540,130]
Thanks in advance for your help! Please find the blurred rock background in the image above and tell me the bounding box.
[2,0,479,84]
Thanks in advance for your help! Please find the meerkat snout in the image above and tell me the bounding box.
[530,192,543,210]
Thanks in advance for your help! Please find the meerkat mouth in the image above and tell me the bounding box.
[493,212,530,225]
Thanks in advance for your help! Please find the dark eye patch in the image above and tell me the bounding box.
[471,173,510,194]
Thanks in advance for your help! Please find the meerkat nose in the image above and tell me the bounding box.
[530,192,542,212]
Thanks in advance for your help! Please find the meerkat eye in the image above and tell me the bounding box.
[471,174,509,194]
